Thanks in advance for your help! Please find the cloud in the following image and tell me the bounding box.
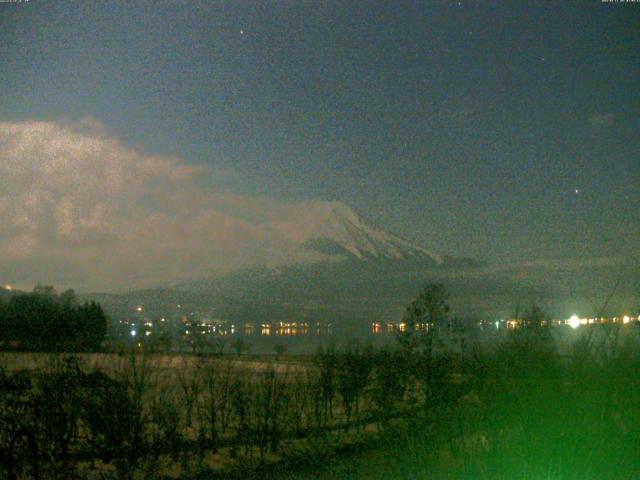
[0,119,322,291]
[588,113,616,128]
[508,256,626,270]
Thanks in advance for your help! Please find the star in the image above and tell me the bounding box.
[239,29,244,35]
[575,189,580,194]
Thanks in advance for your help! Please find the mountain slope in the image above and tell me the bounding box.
[88,202,492,332]
[291,201,442,263]
[177,201,484,302]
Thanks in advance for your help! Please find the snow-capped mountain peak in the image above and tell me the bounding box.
[294,201,442,263]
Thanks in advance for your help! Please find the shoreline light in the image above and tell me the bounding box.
[569,315,580,329]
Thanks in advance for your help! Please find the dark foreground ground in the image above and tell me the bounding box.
[2,323,639,480]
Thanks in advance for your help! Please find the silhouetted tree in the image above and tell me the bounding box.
[0,288,107,352]
[79,371,134,464]
[336,344,373,428]
[35,356,84,475]
[398,284,451,404]
[177,358,202,428]
[399,284,450,360]
[372,348,409,426]
[76,301,108,351]
[315,344,338,425]
[58,289,77,308]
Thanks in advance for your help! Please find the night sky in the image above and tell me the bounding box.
[0,1,638,292]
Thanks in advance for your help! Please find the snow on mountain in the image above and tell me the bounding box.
[291,201,442,264]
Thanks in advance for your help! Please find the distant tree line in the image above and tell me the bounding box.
[0,285,107,351]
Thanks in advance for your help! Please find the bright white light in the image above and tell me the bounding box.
[130,329,137,337]
[495,321,500,329]
[569,315,580,329]
[623,315,630,324]
[136,306,143,312]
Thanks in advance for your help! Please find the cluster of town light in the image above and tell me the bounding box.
[371,314,639,334]
[567,314,635,329]
[125,302,638,340]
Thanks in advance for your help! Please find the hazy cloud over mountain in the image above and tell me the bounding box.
[0,119,341,291]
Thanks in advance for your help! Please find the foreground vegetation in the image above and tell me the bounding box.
[291,335,640,479]
[0,285,638,479]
